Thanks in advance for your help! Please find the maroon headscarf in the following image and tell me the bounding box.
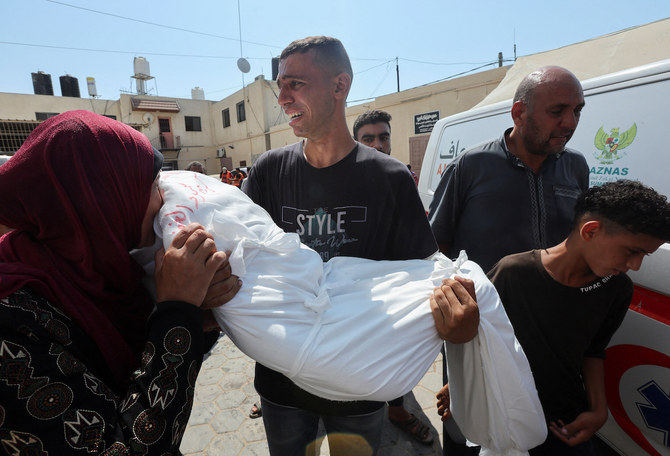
[0,110,156,389]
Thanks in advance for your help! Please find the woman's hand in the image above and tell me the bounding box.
[154,223,227,306]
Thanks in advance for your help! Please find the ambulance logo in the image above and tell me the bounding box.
[594,123,637,164]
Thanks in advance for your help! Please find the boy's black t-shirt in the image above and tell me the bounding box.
[488,250,633,423]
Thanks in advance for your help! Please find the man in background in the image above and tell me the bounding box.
[353,110,392,155]
[353,109,434,444]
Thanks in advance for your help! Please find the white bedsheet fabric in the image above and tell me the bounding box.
[151,171,547,454]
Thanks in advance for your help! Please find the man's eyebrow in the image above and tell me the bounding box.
[277,73,302,81]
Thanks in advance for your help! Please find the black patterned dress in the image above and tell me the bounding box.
[0,287,214,455]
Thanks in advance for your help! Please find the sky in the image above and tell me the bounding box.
[2,0,670,107]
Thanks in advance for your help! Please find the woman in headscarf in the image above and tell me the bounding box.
[0,110,234,455]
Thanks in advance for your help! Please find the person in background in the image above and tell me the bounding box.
[353,109,433,443]
[407,164,419,186]
[220,166,230,183]
[243,36,478,455]
[0,110,240,454]
[186,160,206,174]
[353,109,392,155]
[429,66,589,455]
[229,168,245,187]
[485,180,670,455]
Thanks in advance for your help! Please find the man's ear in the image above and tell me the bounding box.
[580,220,603,241]
[333,73,351,100]
[511,100,527,127]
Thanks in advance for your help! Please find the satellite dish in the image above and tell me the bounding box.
[237,57,251,73]
[143,112,155,124]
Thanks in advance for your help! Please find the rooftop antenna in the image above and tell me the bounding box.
[236,0,250,76]
[514,29,516,62]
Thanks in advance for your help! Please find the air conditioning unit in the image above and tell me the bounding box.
[216,148,226,158]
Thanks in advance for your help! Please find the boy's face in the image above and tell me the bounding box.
[586,227,664,277]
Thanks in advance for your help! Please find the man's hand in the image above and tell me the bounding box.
[436,383,452,422]
[201,251,242,310]
[430,276,479,343]
[548,409,608,447]
[550,357,608,446]
[154,223,227,306]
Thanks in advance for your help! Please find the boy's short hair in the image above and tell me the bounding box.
[353,110,392,140]
[574,179,670,240]
[280,36,353,79]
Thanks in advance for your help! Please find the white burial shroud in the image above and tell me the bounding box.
[152,171,547,455]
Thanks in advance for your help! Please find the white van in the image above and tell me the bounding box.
[419,59,670,456]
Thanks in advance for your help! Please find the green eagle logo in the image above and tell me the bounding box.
[594,123,637,164]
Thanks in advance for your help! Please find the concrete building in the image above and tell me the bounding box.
[2,17,670,176]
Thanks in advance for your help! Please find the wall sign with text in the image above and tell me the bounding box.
[414,111,440,135]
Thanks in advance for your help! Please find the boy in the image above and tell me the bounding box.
[488,179,670,455]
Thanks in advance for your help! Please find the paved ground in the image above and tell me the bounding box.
[180,333,446,456]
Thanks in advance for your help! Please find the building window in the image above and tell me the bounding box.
[1,121,41,152]
[185,116,202,131]
[236,101,246,123]
[35,112,59,121]
[222,108,231,128]
[104,115,117,120]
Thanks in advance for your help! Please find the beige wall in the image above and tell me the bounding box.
[0,19,670,169]
[209,75,289,171]
[477,17,670,107]
[261,66,509,166]
[6,17,669,170]
[344,66,509,166]
[0,71,507,171]
[0,92,120,120]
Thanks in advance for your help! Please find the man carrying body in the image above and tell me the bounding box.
[484,180,670,454]
[429,66,589,454]
[353,109,392,155]
[243,36,479,455]
[353,108,434,444]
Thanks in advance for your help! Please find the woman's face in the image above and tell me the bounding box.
[137,175,163,248]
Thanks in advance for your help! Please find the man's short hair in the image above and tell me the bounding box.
[186,161,206,174]
[352,110,392,140]
[513,70,544,106]
[574,179,670,240]
[513,66,581,108]
[280,36,353,79]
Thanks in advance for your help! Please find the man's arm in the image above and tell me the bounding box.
[548,357,609,446]
[428,162,461,256]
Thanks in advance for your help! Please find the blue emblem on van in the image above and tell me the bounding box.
[635,380,670,447]
[594,124,637,164]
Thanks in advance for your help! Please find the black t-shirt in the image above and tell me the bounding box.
[488,250,633,423]
[243,141,438,414]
